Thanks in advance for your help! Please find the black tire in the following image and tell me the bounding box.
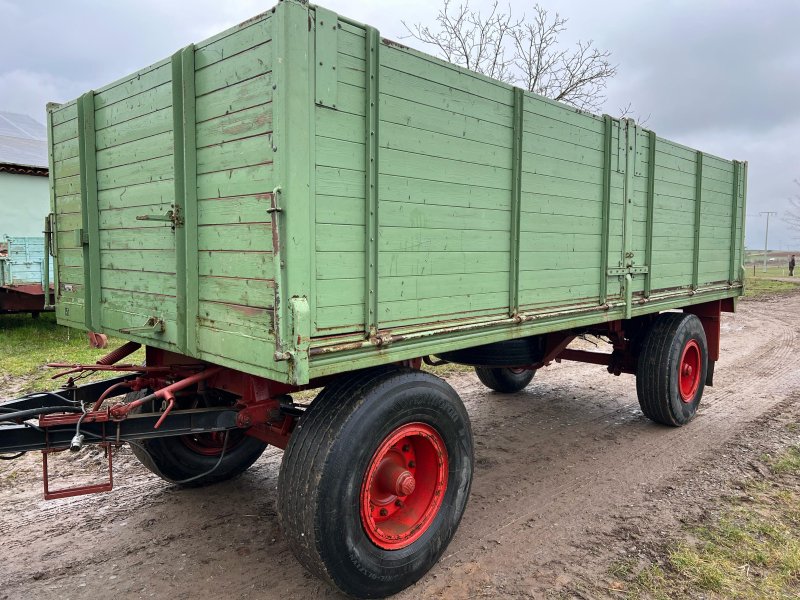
[277,366,473,599]
[126,391,267,487]
[437,336,544,367]
[636,312,708,426]
[475,366,535,393]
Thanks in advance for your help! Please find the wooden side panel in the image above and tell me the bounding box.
[90,59,181,347]
[314,23,367,334]
[49,101,85,327]
[194,20,276,361]
[518,96,621,309]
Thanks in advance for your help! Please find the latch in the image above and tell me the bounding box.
[119,316,166,334]
[136,205,183,228]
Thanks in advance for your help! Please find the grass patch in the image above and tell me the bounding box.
[0,313,143,394]
[744,263,800,298]
[612,446,800,599]
[772,447,800,475]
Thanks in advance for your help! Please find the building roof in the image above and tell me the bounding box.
[0,111,48,174]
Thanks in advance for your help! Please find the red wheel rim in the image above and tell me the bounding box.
[360,423,448,550]
[678,339,701,403]
[180,431,242,456]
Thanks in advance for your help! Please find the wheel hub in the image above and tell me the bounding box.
[678,339,701,403]
[360,423,448,550]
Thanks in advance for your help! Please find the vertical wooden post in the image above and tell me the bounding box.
[171,45,197,355]
[599,115,613,304]
[643,130,656,297]
[509,87,524,316]
[77,91,101,331]
[692,151,703,290]
[364,26,380,337]
[729,161,740,284]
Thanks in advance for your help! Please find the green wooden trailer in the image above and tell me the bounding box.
[11,0,749,595]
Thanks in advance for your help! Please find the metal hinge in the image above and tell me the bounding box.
[608,266,649,276]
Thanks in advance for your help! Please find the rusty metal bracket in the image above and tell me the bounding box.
[119,316,165,334]
[42,443,114,500]
[136,204,183,228]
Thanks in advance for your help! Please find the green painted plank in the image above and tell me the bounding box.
[53,156,80,179]
[199,250,274,280]
[95,130,174,171]
[93,62,172,110]
[94,83,172,131]
[195,73,274,123]
[53,137,80,162]
[197,301,272,341]
[97,179,174,211]
[196,134,272,175]
[379,94,509,148]
[381,120,512,169]
[195,17,273,70]
[196,163,274,200]
[101,268,177,295]
[198,195,273,225]
[94,107,172,151]
[198,275,274,307]
[197,223,272,252]
[194,42,272,97]
[54,174,81,196]
[96,155,174,191]
[381,67,512,128]
[100,249,175,273]
[99,227,176,251]
[196,103,273,148]
[52,119,79,144]
[380,147,511,191]
[51,102,78,126]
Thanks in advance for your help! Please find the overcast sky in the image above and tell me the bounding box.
[2,0,797,250]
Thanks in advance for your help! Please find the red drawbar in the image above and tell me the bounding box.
[360,423,448,550]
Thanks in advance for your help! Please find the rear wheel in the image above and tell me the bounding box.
[126,390,267,487]
[636,312,708,426]
[475,366,535,393]
[277,366,473,598]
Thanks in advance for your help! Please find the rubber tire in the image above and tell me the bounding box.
[437,336,544,367]
[636,312,708,426]
[277,366,473,599]
[125,391,268,487]
[474,366,535,393]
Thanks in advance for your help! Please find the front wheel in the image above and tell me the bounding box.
[277,366,473,598]
[126,391,267,487]
[636,312,708,426]
[475,366,535,393]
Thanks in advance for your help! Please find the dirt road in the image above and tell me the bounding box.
[1,293,798,599]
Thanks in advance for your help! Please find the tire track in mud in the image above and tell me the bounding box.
[1,296,799,600]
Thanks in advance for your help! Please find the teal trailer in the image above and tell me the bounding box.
[0,235,54,314]
[2,1,746,596]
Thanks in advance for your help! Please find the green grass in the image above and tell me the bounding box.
[744,266,800,298]
[610,446,800,599]
[0,313,144,394]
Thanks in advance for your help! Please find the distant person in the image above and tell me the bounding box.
[790,255,796,277]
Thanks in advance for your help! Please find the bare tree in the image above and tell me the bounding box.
[784,179,800,231]
[404,1,618,113]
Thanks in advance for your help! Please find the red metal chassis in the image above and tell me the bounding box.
[15,299,732,499]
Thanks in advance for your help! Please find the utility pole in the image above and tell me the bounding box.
[760,211,777,272]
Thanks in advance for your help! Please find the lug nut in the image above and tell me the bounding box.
[408,460,415,468]
[379,508,388,517]
[402,444,410,452]
[395,499,403,507]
